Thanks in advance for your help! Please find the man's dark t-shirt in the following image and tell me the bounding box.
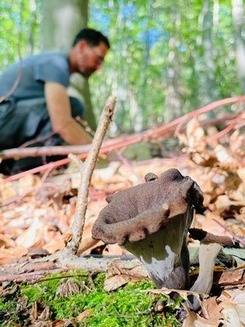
[0,52,84,173]
[0,52,70,101]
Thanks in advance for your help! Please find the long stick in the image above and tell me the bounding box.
[67,96,116,253]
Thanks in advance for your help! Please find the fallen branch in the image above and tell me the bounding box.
[1,97,244,161]
[0,256,144,283]
[1,113,233,183]
[1,97,244,183]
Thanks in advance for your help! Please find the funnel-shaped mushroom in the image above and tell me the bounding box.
[92,168,204,289]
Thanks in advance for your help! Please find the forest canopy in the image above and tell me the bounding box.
[0,0,244,132]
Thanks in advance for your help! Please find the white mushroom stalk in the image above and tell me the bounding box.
[189,228,234,294]
[190,242,222,294]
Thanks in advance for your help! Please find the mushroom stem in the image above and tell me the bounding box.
[124,206,194,289]
[190,242,222,294]
[189,228,234,294]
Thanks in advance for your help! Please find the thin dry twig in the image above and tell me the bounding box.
[67,96,116,253]
[213,219,245,247]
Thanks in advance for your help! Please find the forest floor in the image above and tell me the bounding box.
[0,115,244,326]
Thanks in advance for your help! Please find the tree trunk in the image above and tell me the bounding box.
[136,0,153,132]
[200,0,218,105]
[40,0,96,130]
[40,0,88,50]
[164,7,182,122]
[232,0,245,93]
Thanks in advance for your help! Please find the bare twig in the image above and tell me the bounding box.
[67,96,116,253]
[188,228,234,246]
[213,219,245,247]
[206,113,245,143]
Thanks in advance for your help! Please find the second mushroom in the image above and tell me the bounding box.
[92,168,204,290]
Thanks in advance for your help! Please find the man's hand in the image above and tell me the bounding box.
[45,82,92,145]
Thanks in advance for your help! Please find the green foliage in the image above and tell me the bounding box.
[0,0,243,132]
[89,0,243,128]
[0,272,183,326]
[0,0,41,70]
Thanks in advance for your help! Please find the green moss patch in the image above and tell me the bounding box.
[0,271,183,326]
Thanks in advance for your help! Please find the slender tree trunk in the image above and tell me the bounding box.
[40,0,96,130]
[41,0,88,50]
[136,0,152,132]
[114,0,131,132]
[232,0,245,93]
[199,0,218,104]
[164,9,182,122]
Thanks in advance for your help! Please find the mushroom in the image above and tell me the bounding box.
[189,228,234,294]
[92,168,204,289]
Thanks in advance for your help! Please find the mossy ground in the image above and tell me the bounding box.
[0,271,183,326]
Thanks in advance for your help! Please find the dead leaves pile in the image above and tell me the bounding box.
[149,287,245,326]
[0,175,76,265]
[0,116,244,326]
[178,118,244,242]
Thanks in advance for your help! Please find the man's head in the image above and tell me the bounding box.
[69,28,110,78]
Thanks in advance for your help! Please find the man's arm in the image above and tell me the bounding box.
[45,82,92,145]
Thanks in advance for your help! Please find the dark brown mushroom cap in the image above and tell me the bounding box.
[92,168,204,245]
